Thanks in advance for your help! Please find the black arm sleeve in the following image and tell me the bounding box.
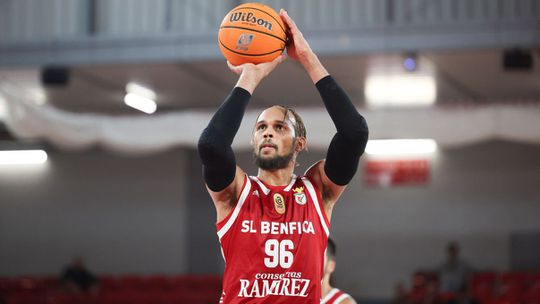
[315,75,369,185]
[197,87,251,191]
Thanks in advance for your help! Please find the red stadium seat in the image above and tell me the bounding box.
[470,281,495,304]
[471,272,498,287]
[145,275,173,292]
[100,290,139,304]
[500,272,527,286]
[531,273,540,285]
[6,292,46,304]
[39,277,61,292]
[118,275,146,290]
[99,275,122,292]
[524,282,540,304]
[45,292,98,304]
[497,282,524,302]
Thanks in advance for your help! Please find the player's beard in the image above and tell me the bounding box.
[254,142,295,170]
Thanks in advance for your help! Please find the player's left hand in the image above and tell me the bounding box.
[279,9,315,67]
[279,9,328,83]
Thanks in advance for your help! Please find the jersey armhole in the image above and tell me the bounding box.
[304,175,331,229]
[216,174,248,229]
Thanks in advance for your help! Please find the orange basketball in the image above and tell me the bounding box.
[218,3,287,65]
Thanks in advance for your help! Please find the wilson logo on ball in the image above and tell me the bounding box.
[229,12,273,30]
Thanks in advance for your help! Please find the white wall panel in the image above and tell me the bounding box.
[96,0,167,37]
[0,0,86,43]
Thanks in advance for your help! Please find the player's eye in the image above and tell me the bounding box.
[276,124,284,131]
[257,124,266,130]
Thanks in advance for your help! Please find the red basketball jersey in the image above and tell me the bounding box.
[321,288,353,304]
[216,175,330,303]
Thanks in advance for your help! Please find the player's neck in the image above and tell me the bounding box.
[321,277,333,297]
[257,163,295,186]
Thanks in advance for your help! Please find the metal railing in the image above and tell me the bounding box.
[1,0,539,43]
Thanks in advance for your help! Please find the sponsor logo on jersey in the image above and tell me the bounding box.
[273,193,285,214]
[252,190,259,197]
[238,272,310,298]
[236,33,254,51]
[293,187,306,205]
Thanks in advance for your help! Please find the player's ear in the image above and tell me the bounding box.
[250,132,255,148]
[328,260,336,274]
[295,137,306,152]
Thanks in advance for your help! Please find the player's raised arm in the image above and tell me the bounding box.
[280,9,369,211]
[197,56,286,221]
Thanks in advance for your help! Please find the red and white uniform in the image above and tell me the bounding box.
[217,175,330,303]
[321,288,354,304]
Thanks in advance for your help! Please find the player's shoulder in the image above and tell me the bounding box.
[335,290,357,304]
[325,288,357,304]
[304,159,325,180]
[341,295,357,304]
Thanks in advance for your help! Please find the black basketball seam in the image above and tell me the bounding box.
[229,6,287,35]
[220,25,286,44]
[219,38,284,57]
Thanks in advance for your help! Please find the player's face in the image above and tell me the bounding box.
[253,107,297,169]
[323,254,336,277]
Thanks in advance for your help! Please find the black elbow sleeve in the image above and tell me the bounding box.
[196,87,251,192]
[197,130,237,192]
[324,130,368,186]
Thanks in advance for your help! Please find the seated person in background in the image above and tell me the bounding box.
[392,281,410,304]
[60,256,98,293]
[321,238,357,304]
[438,242,474,293]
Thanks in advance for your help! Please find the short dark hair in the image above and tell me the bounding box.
[326,238,336,261]
[280,106,307,139]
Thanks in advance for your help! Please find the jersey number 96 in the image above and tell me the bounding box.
[264,239,294,268]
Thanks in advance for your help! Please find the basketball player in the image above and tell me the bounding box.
[198,9,368,303]
[321,238,357,304]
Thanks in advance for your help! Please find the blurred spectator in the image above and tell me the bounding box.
[321,238,357,304]
[393,281,410,304]
[60,256,98,293]
[438,242,474,294]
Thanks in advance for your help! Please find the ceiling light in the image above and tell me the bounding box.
[365,74,436,107]
[0,94,7,120]
[365,139,437,156]
[126,82,156,100]
[0,150,48,165]
[124,93,157,114]
[403,52,418,72]
[125,82,157,114]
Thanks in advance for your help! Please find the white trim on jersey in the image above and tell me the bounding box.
[302,177,329,236]
[250,176,270,195]
[219,291,225,304]
[322,288,352,304]
[217,175,252,239]
[334,294,351,304]
[321,288,340,303]
[283,175,297,191]
[250,175,297,194]
[219,246,226,263]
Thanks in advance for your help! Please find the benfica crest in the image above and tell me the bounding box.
[293,187,306,205]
